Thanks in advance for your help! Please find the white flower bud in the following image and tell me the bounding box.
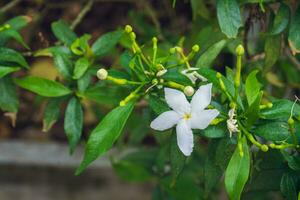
[97,68,108,80]
[184,86,194,96]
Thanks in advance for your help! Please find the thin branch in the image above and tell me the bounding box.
[285,47,300,71]
[70,0,94,30]
[0,0,21,13]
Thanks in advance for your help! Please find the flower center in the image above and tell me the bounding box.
[183,113,191,120]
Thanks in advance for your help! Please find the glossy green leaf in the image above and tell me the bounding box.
[148,95,169,115]
[15,76,72,97]
[270,3,290,35]
[264,35,281,69]
[245,91,262,128]
[199,123,227,138]
[92,30,123,57]
[76,102,135,175]
[216,0,242,38]
[52,52,73,79]
[0,66,20,78]
[225,136,250,200]
[64,97,83,154]
[261,99,300,120]
[51,20,77,46]
[0,47,28,68]
[0,76,18,113]
[196,39,227,68]
[280,173,297,200]
[5,15,31,30]
[288,6,300,54]
[253,121,290,141]
[245,70,261,106]
[73,57,89,79]
[43,98,63,132]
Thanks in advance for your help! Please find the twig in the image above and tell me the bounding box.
[70,0,94,30]
[285,47,300,71]
[0,0,21,13]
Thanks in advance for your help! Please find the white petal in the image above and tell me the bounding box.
[176,120,194,156]
[190,109,219,130]
[191,83,212,113]
[164,88,190,114]
[150,111,180,131]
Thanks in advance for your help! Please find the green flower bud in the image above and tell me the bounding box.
[125,25,132,33]
[192,44,200,52]
[261,144,269,152]
[169,47,176,54]
[236,45,245,56]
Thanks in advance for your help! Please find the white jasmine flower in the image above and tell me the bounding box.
[150,83,219,156]
[227,108,239,137]
[181,67,207,84]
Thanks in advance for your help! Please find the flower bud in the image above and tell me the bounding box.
[288,117,295,125]
[192,45,200,52]
[236,45,245,56]
[119,100,126,106]
[152,37,157,44]
[184,86,194,96]
[216,72,222,79]
[97,68,108,80]
[261,144,269,152]
[125,25,132,33]
[169,48,176,54]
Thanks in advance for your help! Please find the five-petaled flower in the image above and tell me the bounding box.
[150,83,219,156]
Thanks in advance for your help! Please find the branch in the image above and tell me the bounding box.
[70,0,94,30]
[0,0,21,13]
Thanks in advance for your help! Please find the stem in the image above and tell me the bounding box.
[71,0,94,30]
[0,0,21,13]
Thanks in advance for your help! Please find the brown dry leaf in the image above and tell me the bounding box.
[4,112,17,127]
[288,40,300,55]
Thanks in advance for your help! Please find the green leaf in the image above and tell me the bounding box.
[76,102,135,175]
[196,39,227,68]
[264,35,281,69]
[15,76,72,97]
[70,34,91,55]
[0,47,28,68]
[280,173,297,200]
[245,91,262,128]
[43,98,63,132]
[261,99,300,120]
[162,69,192,85]
[92,30,123,57]
[0,66,20,78]
[148,95,169,115]
[288,6,300,54]
[199,122,227,138]
[52,52,73,79]
[216,0,242,38]
[1,29,29,49]
[5,15,31,30]
[170,132,186,186]
[73,57,90,79]
[64,97,83,154]
[0,76,18,113]
[253,121,290,141]
[245,70,261,106]
[270,3,290,35]
[51,20,77,46]
[225,136,250,200]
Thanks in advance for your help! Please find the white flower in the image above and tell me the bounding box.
[150,83,219,156]
[181,67,207,84]
[227,108,239,137]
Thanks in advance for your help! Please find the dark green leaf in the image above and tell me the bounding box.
[5,15,31,30]
[92,30,123,57]
[52,52,73,79]
[253,121,290,141]
[76,102,135,175]
[43,98,63,132]
[280,173,297,200]
[216,0,242,38]
[245,70,261,106]
[0,76,18,113]
[225,136,250,200]
[199,123,227,138]
[0,66,20,78]
[264,35,281,69]
[51,20,77,46]
[261,99,300,120]
[64,97,83,154]
[148,95,169,115]
[196,39,227,68]
[15,76,72,97]
[0,47,28,68]
[245,91,262,128]
[270,3,290,35]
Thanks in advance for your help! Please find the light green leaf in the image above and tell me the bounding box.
[73,57,89,79]
[216,0,242,38]
[15,76,72,97]
[76,102,135,175]
[0,47,28,68]
[148,95,169,115]
[0,66,20,78]
[92,30,123,57]
[270,3,290,35]
[288,6,300,54]
[225,136,250,200]
[264,35,281,69]
[0,76,19,113]
[196,39,227,68]
[245,70,261,106]
[51,20,77,46]
[64,97,83,154]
